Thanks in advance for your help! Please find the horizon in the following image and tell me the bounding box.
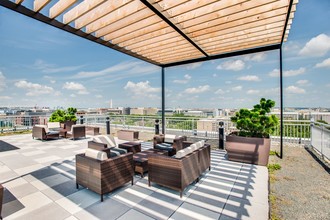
[1,1,330,109]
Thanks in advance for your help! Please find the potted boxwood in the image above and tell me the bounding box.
[49,107,77,130]
[226,98,278,166]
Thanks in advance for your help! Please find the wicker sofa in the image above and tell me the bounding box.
[148,140,211,197]
[153,134,186,156]
[0,184,3,220]
[75,141,134,202]
[32,125,60,140]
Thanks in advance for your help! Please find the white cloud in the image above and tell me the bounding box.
[225,81,232,84]
[214,89,225,95]
[232,86,242,91]
[268,67,306,77]
[70,94,76,98]
[285,86,306,94]
[315,57,330,68]
[244,52,266,62]
[237,75,261,81]
[296,80,309,85]
[184,85,210,94]
[185,62,202,70]
[299,34,330,57]
[72,61,159,80]
[63,82,89,94]
[173,74,191,84]
[217,60,245,71]
[95,95,103,98]
[0,96,11,100]
[124,81,160,98]
[0,72,6,91]
[33,59,84,73]
[247,90,260,94]
[14,80,54,96]
[212,73,217,77]
[50,80,56,84]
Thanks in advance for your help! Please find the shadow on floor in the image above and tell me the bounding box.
[0,140,20,152]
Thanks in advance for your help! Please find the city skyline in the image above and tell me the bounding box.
[0,1,330,109]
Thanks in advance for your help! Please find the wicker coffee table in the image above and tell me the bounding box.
[118,142,141,154]
[133,149,168,177]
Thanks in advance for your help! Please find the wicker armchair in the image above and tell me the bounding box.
[67,125,86,140]
[153,134,186,156]
[148,151,200,197]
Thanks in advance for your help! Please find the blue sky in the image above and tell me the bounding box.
[0,1,329,109]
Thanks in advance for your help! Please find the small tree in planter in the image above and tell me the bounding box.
[49,108,77,130]
[226,98,279,166]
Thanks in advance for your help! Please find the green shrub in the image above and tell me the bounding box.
[268,163,282,173]
[231,98,279,138]
[49,108,77,123]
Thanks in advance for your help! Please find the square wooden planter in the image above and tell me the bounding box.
[225,135,271,166]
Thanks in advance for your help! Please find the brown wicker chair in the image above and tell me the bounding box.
[148,151,200,198]
[76,151,134,202]
[67,125,86,140]
[32,125,59,140]
[148,142,211,197]
[153,134,186,156]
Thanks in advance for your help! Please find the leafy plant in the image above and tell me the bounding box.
[267,163,282,173]
[231,98,279,138]
[49,108,77,123]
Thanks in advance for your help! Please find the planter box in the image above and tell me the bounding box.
[226,135,270,166]
[117,130,139,141]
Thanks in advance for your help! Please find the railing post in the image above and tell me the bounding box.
[106,117,110,135]
[80,115,84,125]
[218,121,225,150]
[321,124,324,160]
[155,119,160,134]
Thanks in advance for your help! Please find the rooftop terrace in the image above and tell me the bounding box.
[1,134,268,220]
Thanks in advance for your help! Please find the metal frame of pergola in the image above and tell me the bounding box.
[0,0,298,158]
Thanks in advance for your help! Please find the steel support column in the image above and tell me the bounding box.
[279,47,284,159]
[161,67,165,134]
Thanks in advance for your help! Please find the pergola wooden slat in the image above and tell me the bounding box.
[1,0,299,159]
[2,0,298,66]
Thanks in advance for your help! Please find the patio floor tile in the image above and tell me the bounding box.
[169,202,220,220]
[117,209,155,220]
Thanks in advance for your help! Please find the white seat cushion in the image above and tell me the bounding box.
[175,149,186,159]
[164,134,177,143]
[47,122,60,130]
[85,148,108,161]
[190,144,198,151]
[195,141,203,149]
[93,135,117,148]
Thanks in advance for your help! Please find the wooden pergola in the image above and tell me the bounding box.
[0,0,299,158]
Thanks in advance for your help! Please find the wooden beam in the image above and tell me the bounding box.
[34,0,51,12]
[201,28,283,48]
[206,37,281,55]
[146,47,198,59]
[102,16,164,41]
[184,4,290,34]
[199,26,283,46]
[132,40,188,54]
[110,21,167,44]
[123,32,179,50]
[63,0,107,24]
[94,13,158,37]
[74,0,134,29]
[50,0,77,19]
[143,43,194,57]
[15,0,24,4]
[113,26,172,46]
[86,1,148,33]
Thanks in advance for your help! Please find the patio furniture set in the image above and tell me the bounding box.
[32,122,100,141]
[75,134,210,201]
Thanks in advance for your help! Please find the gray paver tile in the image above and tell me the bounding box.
[74,198,130,220]
[117,209,155,220]
[169,202,220,220]
[134,191,183,220]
